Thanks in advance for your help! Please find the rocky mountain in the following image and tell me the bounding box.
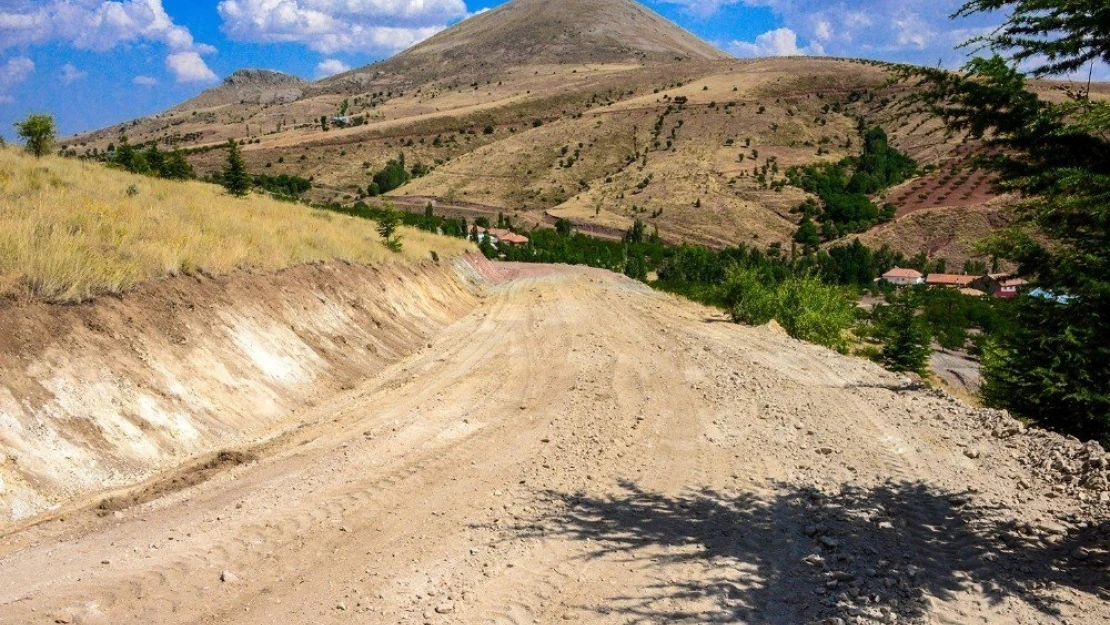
[174,69,307,111]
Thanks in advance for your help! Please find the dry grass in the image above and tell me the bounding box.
[0,148,473,302]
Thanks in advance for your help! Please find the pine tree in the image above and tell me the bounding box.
[874,296,932,375]
[222,139,251,197]
[904,0,1110,440]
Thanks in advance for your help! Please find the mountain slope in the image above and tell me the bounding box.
[319,0,729,87]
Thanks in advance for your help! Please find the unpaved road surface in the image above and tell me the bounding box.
[1,264,1107,625]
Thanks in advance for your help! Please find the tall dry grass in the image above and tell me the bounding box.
[0,148,473,302]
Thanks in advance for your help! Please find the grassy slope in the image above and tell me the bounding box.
[0,149,473,302]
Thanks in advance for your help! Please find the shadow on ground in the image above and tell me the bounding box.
[517,481,1109,624]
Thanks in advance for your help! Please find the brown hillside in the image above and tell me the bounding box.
[62,0,1108,261]
[317,0,728,90]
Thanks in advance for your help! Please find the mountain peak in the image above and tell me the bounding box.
[224,69,306,87]
[325,0,728,85]
[175,69,307,111]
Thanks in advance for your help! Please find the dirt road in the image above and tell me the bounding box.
[1,263,1106,624]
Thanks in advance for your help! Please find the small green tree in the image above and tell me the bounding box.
[15,114,56,158]
[377,208,402,252]
[872,294,933,375]
[222,139,251,197]
[555,218,574,237]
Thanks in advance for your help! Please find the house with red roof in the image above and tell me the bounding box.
[974,273,1028,298]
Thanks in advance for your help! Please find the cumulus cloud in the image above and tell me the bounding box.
[59,63,87,85]
[315,58,350,78]
[729,27,819,57]
[217,0,469,54]
[654,0,1008,68]
[0,55,34,103]
[133,75,159,86]
[0,1,216,83]
[166,51,218,83]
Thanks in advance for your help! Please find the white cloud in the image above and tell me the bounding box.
[656,0,743,17]
[167,51,218,83]
[0,55,34,103]
[59,63,87,85]
[0,1,216,85]
[731,0,1000,67]
[655,0,1011,68]
[0,0,202,51]
[133,74,159,86]
[217,0,468,54]
[729,28,818,57]
[315,58,350,78]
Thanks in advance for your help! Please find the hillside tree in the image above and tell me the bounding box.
[222,139,251,197]
[14,114,56,158]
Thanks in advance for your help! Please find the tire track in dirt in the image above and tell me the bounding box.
[0,263,1105,625]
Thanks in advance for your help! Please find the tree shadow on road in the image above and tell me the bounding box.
[519,481,1109,624]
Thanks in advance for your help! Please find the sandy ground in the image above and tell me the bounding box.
[1,263,1107,625]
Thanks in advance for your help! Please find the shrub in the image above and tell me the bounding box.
[724,267,855,351]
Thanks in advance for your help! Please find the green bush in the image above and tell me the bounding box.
[724,267,856,351]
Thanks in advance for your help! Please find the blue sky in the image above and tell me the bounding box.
[0,0,1009,140]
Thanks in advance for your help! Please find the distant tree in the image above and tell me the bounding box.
[143,143,166,175]
[377,208,399,241]
[624,219,646,244]
[222,139,251,197]
[794,217,821,252]
[113,140,149,174]
[372,153,410,193]
[555,218,574,237]
[161,149,195,180]
[15,114,56,158]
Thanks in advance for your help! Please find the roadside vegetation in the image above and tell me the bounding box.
[0,147,470,302]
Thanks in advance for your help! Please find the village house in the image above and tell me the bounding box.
[474,227,530,247]
[925,273,977,288]
[880,267,924,286]
[974,273,1028,299]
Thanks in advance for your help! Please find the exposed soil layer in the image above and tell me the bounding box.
[0,258,480,525]
[1,261,1108,625]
